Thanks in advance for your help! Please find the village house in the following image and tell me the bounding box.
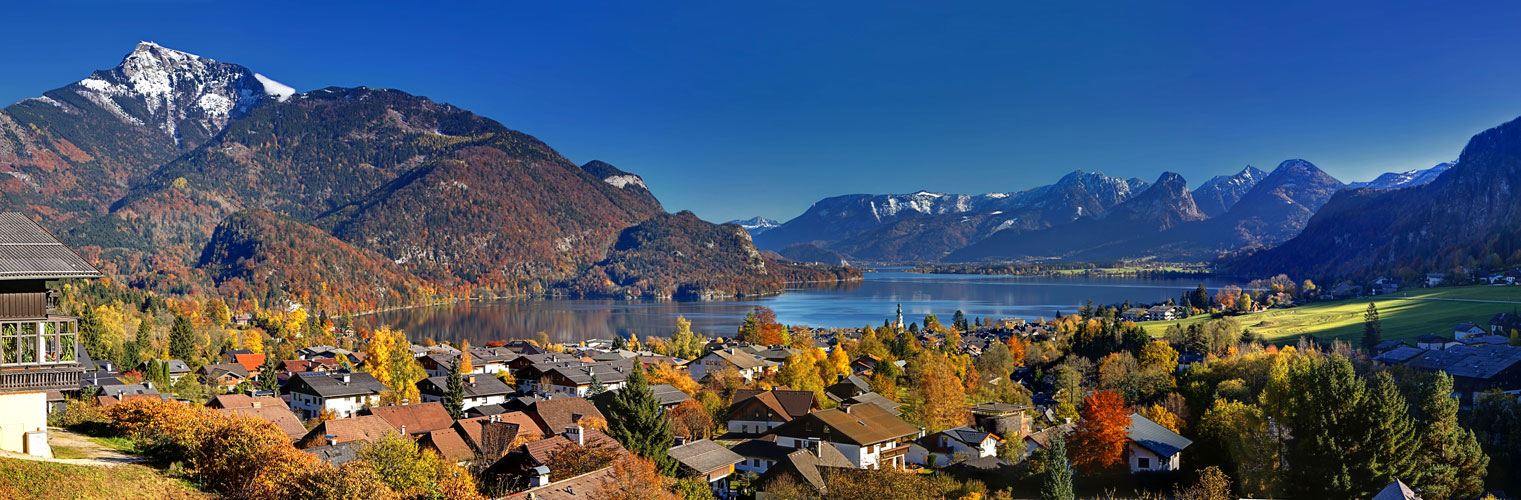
[417,372,513,411]
[139,359,191,382]
[1122,308,1149,322]
[1455,322,1487,339]
[907,426,1001,467]
[526,397,605,435]
[727,389,818,435]
[753,440,857,495]
[1426,273,1447,287]
[730,435,790,475]
[971,402,1032,439]
[452,413,541,459]
[197,363,250,389]
[1146,305,1177,322]
[1402,344,1521,402]
[418,427,476,464]
[1417,334,1460,351]
[0,213,100,457]
[689,348,778,381]
[669,439,745,499]
[1491,312,1521,334]
[1125,413,1193,473]
[485,423,627,490]
[284,371,386,419]
[766,403,921,470]
[205,394,286,410]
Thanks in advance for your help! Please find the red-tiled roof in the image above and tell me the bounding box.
[220,406,307,441]
[297,415,395,449]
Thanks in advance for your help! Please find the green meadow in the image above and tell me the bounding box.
[1141,285,1521,344]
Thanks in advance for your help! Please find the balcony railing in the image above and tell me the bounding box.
[0,365,82,394]
[879,444,911,460]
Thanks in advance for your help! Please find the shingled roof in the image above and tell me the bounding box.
[0,212,100,280]
[297,415,395,448]
[669,439,743,475]
[530,397,605,434]
[1127,413,1192,458]
[364,402,455,435]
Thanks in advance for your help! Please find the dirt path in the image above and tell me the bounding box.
[0,428,142,467]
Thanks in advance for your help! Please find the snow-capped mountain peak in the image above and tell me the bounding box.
[728,217,782,236]
[67,42,291,148]
[1347,161,1456,190]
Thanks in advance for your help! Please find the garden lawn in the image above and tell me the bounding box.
[0,456,208,500]
[1142,285,1521,344]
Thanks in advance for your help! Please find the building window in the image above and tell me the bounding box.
[2,320,76,366]
[1137,457,1150,469]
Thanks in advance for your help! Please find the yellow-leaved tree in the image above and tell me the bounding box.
[365,327,423,405]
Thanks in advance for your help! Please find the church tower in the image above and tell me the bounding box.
[895,303,904,330]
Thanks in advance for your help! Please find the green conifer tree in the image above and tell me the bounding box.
[1357,371,1418,496]
[605,364,675,473]
[1041,437,1075,500]
[169,315,195,362]
[444,359,465,419]
[1414,372,1489,500]
[1363,303,1383,351]
[258,353,281,393]
[588,374,606,396]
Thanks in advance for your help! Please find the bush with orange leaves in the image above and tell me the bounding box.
[105,397,216,463]
[593,455,680,500]
[1068,389,1133,474]
[194,414,318,498]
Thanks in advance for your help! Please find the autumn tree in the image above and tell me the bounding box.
[364,327,423,404]
[544,440,618,480]
[777,351,827,400]
[1068,389,1130,473]
[593,455,681,500]
[668,316,705,360]
[738,307,790,346]
[911,352,970,432]
[1138,403,1183,433]
[1139,340,1178,372]
[647,362,701,395]
[667,398,715,440]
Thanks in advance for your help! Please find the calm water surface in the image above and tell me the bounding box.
[362,271,1239,344]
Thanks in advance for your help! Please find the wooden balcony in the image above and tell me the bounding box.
[879,443,911,460]
[0,364,82,394]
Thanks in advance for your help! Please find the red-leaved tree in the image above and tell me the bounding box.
[1069,389,1132,473]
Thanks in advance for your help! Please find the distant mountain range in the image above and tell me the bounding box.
[756,158,1350,264]
[1346,161,1455,190]
[1228,125,1521,278]
[0,43,856,310]
[729,217,781,236]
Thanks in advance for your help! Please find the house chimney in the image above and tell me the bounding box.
[808,438,823,458]
[325,434,338,446]
[400,425,407,435]
[529,465,551,487]
[565,424,584,446]
[341,373,351,384]
[467,375,476,386]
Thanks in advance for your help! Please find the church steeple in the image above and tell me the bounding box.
[895,303,904,330]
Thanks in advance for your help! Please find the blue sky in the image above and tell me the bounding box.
[4,1,1521,222]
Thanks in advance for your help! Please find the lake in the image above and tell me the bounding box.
[360,271,1239,345]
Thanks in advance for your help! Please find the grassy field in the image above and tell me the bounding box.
[1141,285,1521,344]
[0,457,208,500]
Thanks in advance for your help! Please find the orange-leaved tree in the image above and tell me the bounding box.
[1069,389,1132,473]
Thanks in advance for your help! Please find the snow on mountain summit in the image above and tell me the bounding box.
[66,42,290,148]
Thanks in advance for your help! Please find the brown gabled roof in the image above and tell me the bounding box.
[453,416,535,458]
[206,394,288,410]
[364,402,455,435]
[769,403,919,447]
[297,415,395,449]
[758,444,855,492]
[530,397,605,434]
[419,428,476,463]
[731,389,816,421]
[219,406,307,441]
[521,428,625,466]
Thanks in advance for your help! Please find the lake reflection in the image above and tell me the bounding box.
[361,271,1240,345]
